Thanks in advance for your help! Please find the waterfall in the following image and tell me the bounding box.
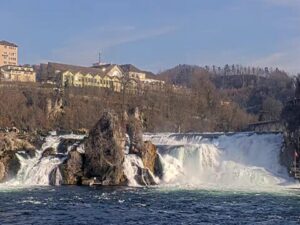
[123,154,145,186]
[146,132,293,189]
[2,132,296,189]
[5,133,85,186]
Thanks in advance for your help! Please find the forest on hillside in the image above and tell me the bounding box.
[0,64,295,133]
[0,78,254,133]
[158,64,295,121]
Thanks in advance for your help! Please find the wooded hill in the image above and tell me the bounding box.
[0,64,294,133]
[158,64,295,121]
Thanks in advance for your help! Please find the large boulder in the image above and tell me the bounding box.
[135,167,158,186]
[83,111,126,185]
[57,149,83,185]
[140,141,163,178]
[42,147,56,158]
[126,109,144,154]
[125,108,163,179]
[0,153,20,182]
[57,138,81,154]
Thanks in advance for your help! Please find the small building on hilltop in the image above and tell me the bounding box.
[120,64,165,91]
[120,64,164,84]
[36,62,164,93]
[37,62,135,92]
[0,41,18,67]
[0,65,36,82]
[0,40,36,83]
[92,63,124,77]
[120,64,147,81]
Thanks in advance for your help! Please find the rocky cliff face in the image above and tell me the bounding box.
[141,141,163,178]
[123,108,162,184]
[58,109,162,186]
[46,96,64,121]
[83,111,127,185]
[58,150,83,185]
[0,109,162,186]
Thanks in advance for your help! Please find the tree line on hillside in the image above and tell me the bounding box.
[204,64,284,77]
[0,80,255,133]
[157,64,295,121]
[0,63,295,133]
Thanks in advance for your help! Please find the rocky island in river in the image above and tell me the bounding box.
[0,108,162,186]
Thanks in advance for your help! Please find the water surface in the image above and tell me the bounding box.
[0,186,299,225]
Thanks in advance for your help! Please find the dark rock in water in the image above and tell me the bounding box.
[42,147,56,158]
[281,76,300,176]
[58,150,83,185]
[0,152,20,182]
[49,167,60,185]
[125,108,163,181]
[140,141,163,178]
[17,149,36,159]
[57,138,80,154]
[84,111,126,185]
[0,132,35,182]
[46,109,162,187]
[25,148,36,158]
[73,128,89,135]
[126,108,144,154]
[136,167,157,185]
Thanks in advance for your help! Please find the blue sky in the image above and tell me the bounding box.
[1,0,300,73]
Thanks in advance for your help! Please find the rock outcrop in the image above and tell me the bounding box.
[125,108,144,154]
[141,141,163,178]
[0,133,35,182]
[83,111,126,185]
[0,153,20,182]
[42,147,56,158]
[46,95,64,121]
[58,149,83,185]
[281,75,300,177]
[123,107,162,185]
[0,109,163,186]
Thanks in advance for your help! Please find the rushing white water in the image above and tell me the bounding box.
[145,132,295,189]
[5,133,85,186]
[1,132,297,190]
[123,154,145,186]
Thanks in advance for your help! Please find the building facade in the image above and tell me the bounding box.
[0,65,36,82]
[0,41,18,66]
[37,62,164,93]
[120,64,146,81]
[38,62,134,92]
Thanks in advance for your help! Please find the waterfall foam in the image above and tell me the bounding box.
[123,154,160,186]
[123,154,145,186]
[1,132,296,189]
[4,133,85,186]
[146,132,294,189]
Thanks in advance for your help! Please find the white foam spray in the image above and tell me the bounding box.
[146,132,295,190]
[4,133,85,186]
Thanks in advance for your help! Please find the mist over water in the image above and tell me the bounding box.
[146,132,296,191]
[0,132,298,192]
